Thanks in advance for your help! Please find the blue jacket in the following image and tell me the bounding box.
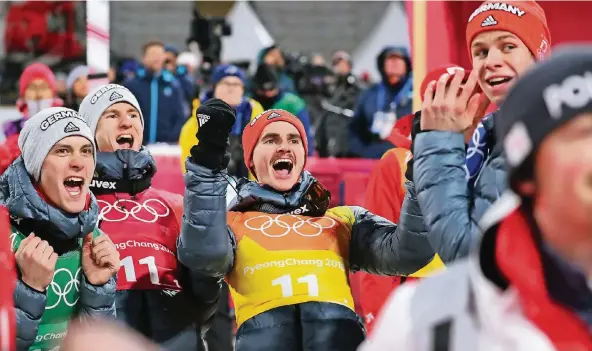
[0,157,116,350]
[348,46,413,159]
[412,114,507,263]
[174,68,197,103]
[123,67,189,144]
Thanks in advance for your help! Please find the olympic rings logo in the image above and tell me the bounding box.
[97,199,170,223]
[244,214,336,238]
[46,267,81,309]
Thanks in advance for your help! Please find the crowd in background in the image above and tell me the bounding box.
[0,38,415,171]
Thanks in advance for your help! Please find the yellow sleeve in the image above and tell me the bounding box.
[249,99,264,121]
[247,99,265,180]
[179,99,201,174]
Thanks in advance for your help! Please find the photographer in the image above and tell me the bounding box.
[250,63,314,155]
[256,45,297,93]
[315,51,363,157]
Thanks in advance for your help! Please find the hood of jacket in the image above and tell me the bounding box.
[0,156,99,240]
[377,46,412,89]
[229,171,330,217]
[91,147,156,195]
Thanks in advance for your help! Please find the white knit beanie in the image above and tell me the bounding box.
[78,84,144,135]
[18,107,96,182]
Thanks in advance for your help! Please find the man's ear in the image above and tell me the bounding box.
[516,180,536,197]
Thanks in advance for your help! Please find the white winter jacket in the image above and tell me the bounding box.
[359,257,558,351]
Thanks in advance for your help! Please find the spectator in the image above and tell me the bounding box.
[251,64,314,155]
[362,44,592,351]
[0,63,64,175]
[256,45,297,93]
[348,47,413,159]
[65,65,90,111]
[315,50,363,157]
[123,40,188,144]
[3,63,63,138]
[165,44,196,105]
[179,64,264,179]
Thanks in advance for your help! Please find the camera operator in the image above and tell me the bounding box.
[316,51,363,157]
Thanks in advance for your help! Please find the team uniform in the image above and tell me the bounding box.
[180,164,443,350]
[79,84,220,350]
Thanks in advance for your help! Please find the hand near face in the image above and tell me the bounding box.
[81,233,120,285]
[420,69,490,134]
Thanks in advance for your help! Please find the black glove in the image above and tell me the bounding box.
[190,98,236,171]
[405,110,423,182]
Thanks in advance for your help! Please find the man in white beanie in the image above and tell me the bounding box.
[1,106,120,350]
[79,84,220,350]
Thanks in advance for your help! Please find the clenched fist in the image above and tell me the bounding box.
[15,234,58,292]
[190,98,237,171]
[82,233,120,285]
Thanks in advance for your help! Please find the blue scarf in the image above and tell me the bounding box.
[464,115,492,188]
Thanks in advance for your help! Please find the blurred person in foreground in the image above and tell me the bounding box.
[123,40,189,144]
[251,64,315,155]
[177,102,442,351]
[179,64,264,179]
[361,44,592,351]
[62,319,159,351]
[409,0,550,265]
[65,65,90,111]
[1,107,119,350]
[79,84,220,350]
[348,47,413,159]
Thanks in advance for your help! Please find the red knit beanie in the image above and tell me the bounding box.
[242,109,309,179]
[19,63,56,97]
[466,1,551,61]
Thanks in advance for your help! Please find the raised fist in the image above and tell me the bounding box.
[15,234,58,292]
[191,98,237,171]
[82,233,120,286]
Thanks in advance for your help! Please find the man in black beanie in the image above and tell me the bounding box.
[361,44,592,350]
[250,64,315,155]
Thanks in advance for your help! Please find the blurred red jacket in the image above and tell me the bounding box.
[0,134,21,176]
[0,205,15,351]
[356,147,418,335]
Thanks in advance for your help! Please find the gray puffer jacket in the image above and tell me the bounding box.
[412,113,507,263]
[0,157,116,351]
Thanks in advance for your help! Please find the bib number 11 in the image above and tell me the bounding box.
[121,256,160,285]
[271,274,319,297]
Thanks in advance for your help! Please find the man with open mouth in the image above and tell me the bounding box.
[178,100,442,351]
[0,107,119,351]
[79,84,220,350]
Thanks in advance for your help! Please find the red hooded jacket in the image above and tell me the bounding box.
[356,147,418,334]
